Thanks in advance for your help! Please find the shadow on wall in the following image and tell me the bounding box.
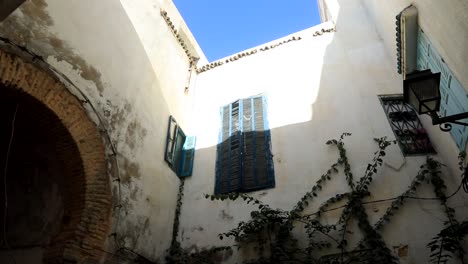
[214,130,275,195]
[0,1,187,262]
[176,0,468,263]
[0,85,82,263]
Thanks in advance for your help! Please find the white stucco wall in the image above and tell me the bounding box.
[179,0,468,263]
[356,0,468,164]
[358,0,468,94]
[0,0,466,263]
[0,0,204,262]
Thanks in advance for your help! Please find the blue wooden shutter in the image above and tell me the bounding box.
[172,127,185,173]
[178,136,196,177]
[165,116,178,165]
[241,97,255,190]
[448,78,468,149]
[416,29,468,150]
[215,101,243,194]
[215,95,275,194]
[215,105,229,194]
[241,95,275,191]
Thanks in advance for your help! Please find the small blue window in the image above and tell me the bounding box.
[215,95,275,194]
[165,116,196,177]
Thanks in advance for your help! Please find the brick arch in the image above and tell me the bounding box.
[0,49,111,263]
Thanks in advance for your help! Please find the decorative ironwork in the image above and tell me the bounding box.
[380,95,436,156]
[439,123,452,132]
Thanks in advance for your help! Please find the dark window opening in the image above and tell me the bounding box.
[0,86,83,256]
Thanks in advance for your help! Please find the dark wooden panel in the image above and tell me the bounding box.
[0,0,26,22]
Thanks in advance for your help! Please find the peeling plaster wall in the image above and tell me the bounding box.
[1,0,466,263]
[0,0,202,262]
[179,1,468,263]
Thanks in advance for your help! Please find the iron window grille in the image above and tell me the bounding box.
[379,95,436,156]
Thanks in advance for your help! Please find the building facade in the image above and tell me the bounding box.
[0,0,466,263]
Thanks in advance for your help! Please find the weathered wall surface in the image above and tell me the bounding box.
[356,0,468,172]
[0,0,465,263]
[0,0,202,262]
[179,0,468,263]
[0,48,111,263]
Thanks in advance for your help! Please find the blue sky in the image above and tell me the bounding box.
[173,0,322,62]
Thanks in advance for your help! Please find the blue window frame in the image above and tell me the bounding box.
[165,116,196,177]
[215,95,275,194]
[416,29,468,150]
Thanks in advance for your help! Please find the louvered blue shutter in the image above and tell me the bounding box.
[447,78,468,149]
[215,95,275,194]
[178,136,196,177]
[416,29,468,150]
[215,101,243,194]
[172,128,186,173]
[165,116,178,165]
[241,95,275,191]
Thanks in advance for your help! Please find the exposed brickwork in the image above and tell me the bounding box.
[0,49,111,263]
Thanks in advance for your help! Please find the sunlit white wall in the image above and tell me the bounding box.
[360,0,468,178]
[193,23,333,150]
[179,1,468,263]
[0,0,206,262]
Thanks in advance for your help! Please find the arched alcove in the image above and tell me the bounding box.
[0,49,111,263]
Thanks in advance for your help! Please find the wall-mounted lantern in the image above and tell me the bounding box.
[404,70,468,131]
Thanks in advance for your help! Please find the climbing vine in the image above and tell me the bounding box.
[427,152,468,264]
[166,178,185,264]
[167,179,231,264]
[167,133,468,264]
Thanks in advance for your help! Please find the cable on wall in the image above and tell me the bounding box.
[3,103,18,264]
